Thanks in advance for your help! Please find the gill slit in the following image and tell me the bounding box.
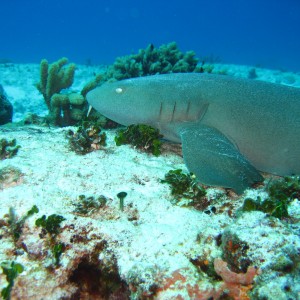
[171,102,177,122]
[185,101,191,119]
[158,102,163,121]
[197,103,209,121]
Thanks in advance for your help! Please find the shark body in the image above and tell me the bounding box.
[87,73,300,193]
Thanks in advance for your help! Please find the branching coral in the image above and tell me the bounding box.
[106,42,199,80]
[81,74,105,98]
[36,57,75,110]
[36,57,89,126]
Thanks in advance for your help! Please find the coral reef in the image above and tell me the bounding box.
[103,42,229,81]
[81,73,105,98]
[34,44,226,127]
[50,92,85,125]
[36,57,89,126]
[105,42,199,80]
[36,57,75,111]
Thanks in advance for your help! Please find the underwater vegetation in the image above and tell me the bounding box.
[115,124,162,156]
[36,214,66,267]
[7,205,39,245]
[161,169,207,206]
[51,242,65,267]
[0,261,24,300]
[0,138,20,160]
[67,119,107,155]
[242,176,300,219]
[73,194,107,215]
[35,214,66,235]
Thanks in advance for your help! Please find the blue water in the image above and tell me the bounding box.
[1,0,300,71]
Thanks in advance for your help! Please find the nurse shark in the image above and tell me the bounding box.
[87,73,300,193]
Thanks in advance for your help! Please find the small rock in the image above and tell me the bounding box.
[0,84,13,124]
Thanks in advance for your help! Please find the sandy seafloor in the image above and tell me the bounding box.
[0,63,299,299]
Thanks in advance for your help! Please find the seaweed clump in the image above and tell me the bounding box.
[35,214,66,235]
[67,119,107,155]
[115,124,162,156]
[35,214,66,267]
[73,194,107,215]
[6,205,39,244]
[1,261,24,300]
[242,176,300,219]
[106,42,199,80]
[161,169,207,206]
[0,138,20,160]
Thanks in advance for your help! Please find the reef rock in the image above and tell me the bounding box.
[0,84,13,124]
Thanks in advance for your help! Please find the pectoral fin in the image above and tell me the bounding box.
[180,125,263,193]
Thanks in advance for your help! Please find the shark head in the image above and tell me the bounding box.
[87,78,157,126]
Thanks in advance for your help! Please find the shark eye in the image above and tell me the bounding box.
[115,87,123,94]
